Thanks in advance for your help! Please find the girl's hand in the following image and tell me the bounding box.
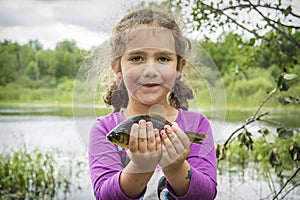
[159,122,190,171]
[125,120,162,173]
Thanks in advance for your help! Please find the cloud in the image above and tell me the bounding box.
[0,0,141,49]
[0,22,110,49]
[0,0,131,31]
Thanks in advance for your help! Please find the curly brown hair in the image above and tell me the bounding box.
[103,8,194,112]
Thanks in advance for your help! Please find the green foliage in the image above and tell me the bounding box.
[0,84,72,104]
[199,33,244,75]
[173,0,300,69]
[1,32,299,106]
[218,133,300,176]
[0,148,84,199]
[228,77,273,98]
[0,39,83,88]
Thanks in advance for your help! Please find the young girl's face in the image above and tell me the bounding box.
[119,27,180,106]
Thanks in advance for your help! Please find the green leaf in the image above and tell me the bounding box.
[238,129,253,150]
[279,80,290,91]
[269,148,281,167]
[249,38,256,46]
[278,96,290,105]
[264,133,276,144]
[283,73,297,80]
[289,144,300,161]
[258,127,270,135]
[284,96,294,103]
[274,164,283,176]
[276,127,294,139]
[216,144,227,160]
[277,75,284,88]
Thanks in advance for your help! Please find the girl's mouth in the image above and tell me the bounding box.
[143,83,160,87]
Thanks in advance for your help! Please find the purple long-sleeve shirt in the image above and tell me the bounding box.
[89,109,217,200]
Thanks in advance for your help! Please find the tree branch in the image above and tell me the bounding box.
[192,0,299,60]
[253,88,277,119]
[197,2,272,42]
[255,3,300,19]
[249,1,300,49]
[223,112,269,147]
[272,166,300,200]
[280,182,300,200]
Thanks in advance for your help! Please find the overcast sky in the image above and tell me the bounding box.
[0,0,145,49]
[1,0,299,50]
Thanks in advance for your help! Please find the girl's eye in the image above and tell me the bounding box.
[157,57,170,63]
[130,56,144,62]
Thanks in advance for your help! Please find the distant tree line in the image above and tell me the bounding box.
[0,29,299,93]
[0,39,83,88]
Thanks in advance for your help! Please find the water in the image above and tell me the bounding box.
[0,105,299,199]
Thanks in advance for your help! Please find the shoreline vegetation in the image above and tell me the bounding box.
[0,83,298,109]
[0,147,85,200]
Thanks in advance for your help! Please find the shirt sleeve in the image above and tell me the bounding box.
[88,118,145,200]
[166,115,217,200]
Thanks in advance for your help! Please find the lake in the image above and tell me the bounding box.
[0,104,299,199]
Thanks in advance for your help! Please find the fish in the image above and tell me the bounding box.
[106,114,207,149]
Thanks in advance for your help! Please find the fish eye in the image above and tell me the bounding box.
[115,133,120,140]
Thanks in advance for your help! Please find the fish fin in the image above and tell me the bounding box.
[165,119,173,126]
[185,131,207,144]
[149,114,173,126]
[149,114,168,121]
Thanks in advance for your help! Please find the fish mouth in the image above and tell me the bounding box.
[106,134,114,142]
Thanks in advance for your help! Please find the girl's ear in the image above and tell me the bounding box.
[177,58,186,72]
[111,59,121,73]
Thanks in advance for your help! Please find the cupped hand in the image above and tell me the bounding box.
[159,122,191,171]
[125,120,162,173]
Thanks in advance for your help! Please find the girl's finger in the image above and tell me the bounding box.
[154,129,161,151]
[160,142,171,167]
[171,123,190,148]
[138,120,147,153]
[160,129,177,158]
[146,122,155,151]
[129,123,139,152]
[164,125,185,154]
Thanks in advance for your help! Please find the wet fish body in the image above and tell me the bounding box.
[106,114,206,148]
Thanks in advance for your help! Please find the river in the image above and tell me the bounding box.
[0,104,299,199]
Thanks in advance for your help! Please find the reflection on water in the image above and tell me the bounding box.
[0,105,299,199]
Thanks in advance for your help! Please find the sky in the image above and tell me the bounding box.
[0,0,299,50]
[0,0,144,49]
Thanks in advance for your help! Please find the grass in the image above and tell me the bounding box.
[0,147,85,200]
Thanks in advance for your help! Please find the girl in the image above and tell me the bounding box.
[89,8,217,200]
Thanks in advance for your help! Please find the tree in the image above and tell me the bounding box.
[172,0,300,69]
[0,41,20,86]
[54,40,81,80]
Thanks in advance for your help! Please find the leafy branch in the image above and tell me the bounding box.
[174,0,300,63]
[217,71,298,156]
[215,71,299,199]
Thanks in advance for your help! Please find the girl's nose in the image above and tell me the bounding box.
[142,63,159,77]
